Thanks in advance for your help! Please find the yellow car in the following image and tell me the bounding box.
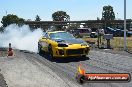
[38,31,90,59]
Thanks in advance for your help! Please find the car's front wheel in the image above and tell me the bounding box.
[48,45,54,61]
[81,55,89,60]
[82,55,86,58]
[38,43,43,54]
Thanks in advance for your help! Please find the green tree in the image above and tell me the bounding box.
[52,11,70,30]
[102,5,115,20]
[35,15,41,21]
[102,5,115,28]
[52,11,70,21]
[1,14,24,27]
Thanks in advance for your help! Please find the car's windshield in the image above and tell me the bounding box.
[49,32,75,39]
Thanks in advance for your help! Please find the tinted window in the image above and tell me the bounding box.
[49,32,75,39]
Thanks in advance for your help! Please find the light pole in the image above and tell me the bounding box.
[124,0,127,51]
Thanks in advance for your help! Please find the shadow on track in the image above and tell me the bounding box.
[38,53,89,63]
[18,50,89,63]
[19,50,35,54]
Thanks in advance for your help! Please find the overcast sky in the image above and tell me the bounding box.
[0,0,132,26]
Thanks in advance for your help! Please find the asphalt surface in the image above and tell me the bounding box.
[0,49,132,87]
[0,51,78,87]
[0,48,8,87]
[20,49,132,87]
[0,73,7,87]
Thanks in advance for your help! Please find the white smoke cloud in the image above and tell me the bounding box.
[0,24,44,52]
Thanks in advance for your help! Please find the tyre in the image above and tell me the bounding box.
[81,55,89,60]
[48,45,54,61]
[38,43,43,54]
[82,55,86,58]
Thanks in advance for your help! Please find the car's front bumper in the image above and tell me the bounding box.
[52,44,90,58]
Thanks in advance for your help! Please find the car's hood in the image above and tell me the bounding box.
[52,38,84,44]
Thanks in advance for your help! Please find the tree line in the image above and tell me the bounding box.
[1,5,116,29]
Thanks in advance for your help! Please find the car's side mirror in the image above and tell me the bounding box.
[42,37,46,39]
[73,34,77,38]
[75,36,78,38]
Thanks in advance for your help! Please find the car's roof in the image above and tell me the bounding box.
[47,31,66,34]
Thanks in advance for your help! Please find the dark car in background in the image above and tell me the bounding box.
[104,27,116,36]
[126,31,132,37]
[105,27,132,37]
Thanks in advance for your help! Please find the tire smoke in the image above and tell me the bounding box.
[0,24,44,52]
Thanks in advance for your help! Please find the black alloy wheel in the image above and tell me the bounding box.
[48,45,54,61]
[38,44,43,54]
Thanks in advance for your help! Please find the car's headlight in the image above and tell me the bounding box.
[81,42,88,46]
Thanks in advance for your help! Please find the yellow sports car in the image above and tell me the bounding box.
[38,31,90,59]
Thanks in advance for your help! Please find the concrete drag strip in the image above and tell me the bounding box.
[0,53,77,87]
